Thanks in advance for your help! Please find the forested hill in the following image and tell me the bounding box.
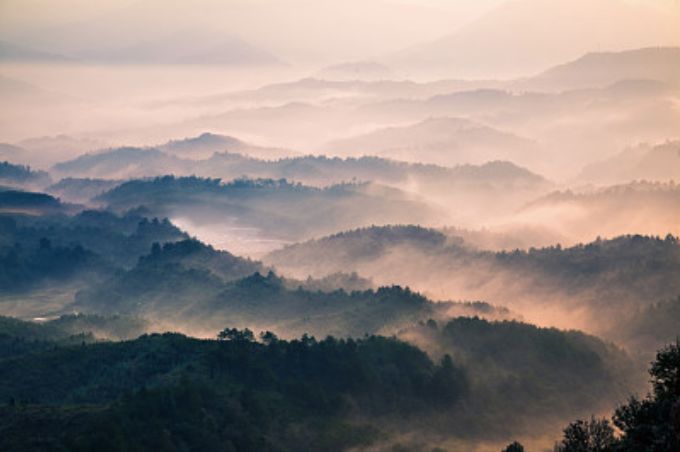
[266,226,680,347]
[0,317,637,451]
[73,255,498,339]
[96,176,443,242]
[267,226,680,304]
[0,161,50,188]
[0,210,189,295]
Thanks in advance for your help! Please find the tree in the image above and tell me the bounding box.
[650,340,680,401]
[217,327,254,342]
[259,331,278,345]
[556,342,680,451]
[501,441,524,452]
[613,341,680,451]
[557,417,617,452]
[427,354,465,406]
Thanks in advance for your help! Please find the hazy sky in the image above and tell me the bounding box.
[2,0,678,66]
[0,0,500,63]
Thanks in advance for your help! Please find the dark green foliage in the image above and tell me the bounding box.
[75,262,447,338]
[612,341,680,451]
[138,239,264,281]
[0,161,50,185]
[268,227,680,351]
[556,341,680,452]
[649,342,680,401]
[611,296,680,354]
[400,318,636,438]
[96,176,438,241]
[0,315,96,360]
[0,328,463,451]
[0,190,63,214]
[270,224,450,265]
[0,314,146,359]
[493,234,680,300]
[442,318,632,401]
[99,176,313,208]
[73,238,464,337]
[0,238,110,292]
[46,177,121,204]
[501,441,524,452]
[0,209,188,271]
[556,418,617,452]
[288,271,373,292]
[0,315,69,341]
[272,227,680,311]
[0,319,636,450]
[48,313,149,340]
[218,327,255,342]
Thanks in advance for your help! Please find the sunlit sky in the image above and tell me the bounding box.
[1,0,678,66]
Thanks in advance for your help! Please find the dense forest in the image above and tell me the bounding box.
[266,225,680,351]
[0,314,647,451]
[0,161,50,187]
[94,176,443,242]
[0,325,459,451]
[0,201,656,450]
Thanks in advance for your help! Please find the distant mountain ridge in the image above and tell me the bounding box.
[521,47,680,91]
[51,133,295,178]
[323,117,541,167]
[0,31,282,66]
[0,40,73,62]
[316,61,394,80]
[579,140,680,183]
[388,0,680,78]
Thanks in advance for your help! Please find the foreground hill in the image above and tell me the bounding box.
[0,316,636,450]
